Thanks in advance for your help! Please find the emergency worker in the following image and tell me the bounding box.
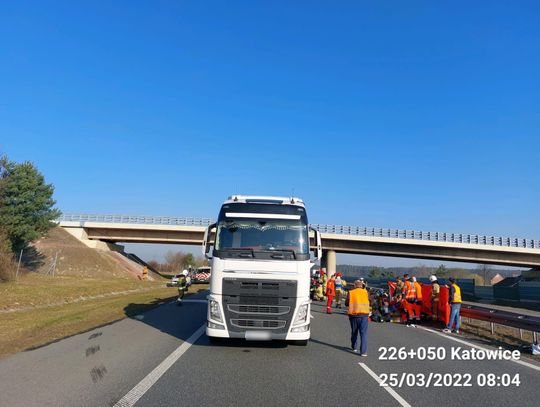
[314,283,324,301]
[176,270,189,305]
[326,275,336,314]
[443,277,462,334]
[346,280,370,356]
[334,273,346,308]
[403,275,417,326]
[319,269,328,299]
[395,276,404,298]
[429,275,440,320]
[412,276,423,323]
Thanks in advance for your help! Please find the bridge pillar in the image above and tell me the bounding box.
[325,250,337,278]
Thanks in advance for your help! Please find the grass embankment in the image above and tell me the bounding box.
[0,274,207,357]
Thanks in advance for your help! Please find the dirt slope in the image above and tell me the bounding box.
[31,227,159,280]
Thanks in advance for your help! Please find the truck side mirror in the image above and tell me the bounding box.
[310,227,322,261]
[202,223,217,259]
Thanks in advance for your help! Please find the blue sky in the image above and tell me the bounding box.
[1,1,539,266]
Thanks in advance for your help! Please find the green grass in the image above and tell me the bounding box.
[0,274,208,357]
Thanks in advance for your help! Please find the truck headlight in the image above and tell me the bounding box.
[293,304,309,326]
[209,300,223,323]
[291,324,310,333]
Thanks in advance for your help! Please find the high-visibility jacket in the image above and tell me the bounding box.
[414,282,423,300]
[404,280,416,300]
[348,288,370,316]
[326,279,335,296]
[450,283,462,303]
[315,285,323,299]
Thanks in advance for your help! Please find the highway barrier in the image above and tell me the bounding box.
[460,303,540,334]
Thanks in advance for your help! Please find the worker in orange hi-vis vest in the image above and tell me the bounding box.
[325,275,336,314]
[403,274,417,327]
[142,266,148,280]
[412,276,423,323]
[346,279,371,355]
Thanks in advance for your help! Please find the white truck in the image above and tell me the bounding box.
[202,195,322,345]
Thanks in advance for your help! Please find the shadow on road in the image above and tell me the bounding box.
[309,338,351,354]
[122,288,293,349]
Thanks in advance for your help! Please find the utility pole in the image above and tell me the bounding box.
[15,249,23,281]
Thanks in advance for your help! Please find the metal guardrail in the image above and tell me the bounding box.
[311,224,540,249]
[58,213,215,227]
[57,213,540,249]
[460,303,540,333]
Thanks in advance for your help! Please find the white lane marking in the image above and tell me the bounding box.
[358,363,412,407]
[114,324,206,407]
[417,326,540,372]
[181,299,208,303]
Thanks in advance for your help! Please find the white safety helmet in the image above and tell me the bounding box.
[412,276,417,282]
[182,270,189,276]
[429,275,437,282]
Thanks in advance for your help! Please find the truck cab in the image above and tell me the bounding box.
[202,195,322,344]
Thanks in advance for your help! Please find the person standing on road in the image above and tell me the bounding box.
[176,270,189,305]
[334,273,345,308]
[443,277,462,334]
[403,274,417,327]
[395,276,404,298]
[429,275,440,321]
[319,269,328,300]
[346,280,371,356]
[326,274,336,314]
[412,276,423,324]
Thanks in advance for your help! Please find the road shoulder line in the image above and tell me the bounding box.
[358,362,412,407]
[113,324,206,407]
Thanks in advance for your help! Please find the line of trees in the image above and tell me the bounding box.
[0,154,59,281]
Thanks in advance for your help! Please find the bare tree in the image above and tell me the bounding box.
[476,264,492,286]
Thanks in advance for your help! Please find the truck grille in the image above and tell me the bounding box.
[222,278,297,334]
[227,304,290,315]
[230,319,287,329]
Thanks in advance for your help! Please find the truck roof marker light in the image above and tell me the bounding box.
[225,212,301,220]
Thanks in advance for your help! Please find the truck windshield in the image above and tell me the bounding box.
[215,219,309,255]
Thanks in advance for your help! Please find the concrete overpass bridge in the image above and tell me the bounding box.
[58,214,540,276]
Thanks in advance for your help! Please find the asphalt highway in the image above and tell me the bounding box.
[1,289,539,407]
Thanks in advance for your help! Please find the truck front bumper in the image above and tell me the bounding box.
[206,323,310,340]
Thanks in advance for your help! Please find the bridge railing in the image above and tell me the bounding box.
[57,213,540,249]
[310,224,540,249]
[58,213,215,227]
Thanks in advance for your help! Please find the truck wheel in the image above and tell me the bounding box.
[208,336,223,344]
[292,340,308,346]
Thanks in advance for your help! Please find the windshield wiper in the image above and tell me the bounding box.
[221,247,254,257]
[266,248,296,259]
